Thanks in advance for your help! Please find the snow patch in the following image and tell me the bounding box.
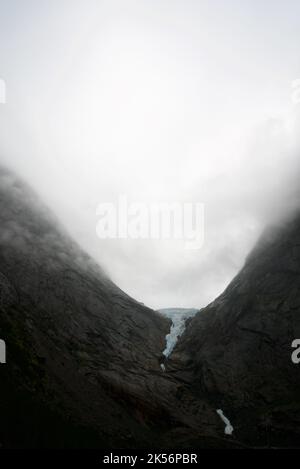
[216,409,234,435]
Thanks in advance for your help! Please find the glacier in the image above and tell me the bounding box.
[159,308,199,361]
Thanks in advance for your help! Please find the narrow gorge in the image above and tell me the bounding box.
[0,165,300,448]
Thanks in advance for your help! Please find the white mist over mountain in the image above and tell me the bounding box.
[0,0,300,308]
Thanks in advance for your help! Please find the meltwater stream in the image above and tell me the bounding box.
[158,308,199,369]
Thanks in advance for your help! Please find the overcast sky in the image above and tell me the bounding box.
[0,0,300,309]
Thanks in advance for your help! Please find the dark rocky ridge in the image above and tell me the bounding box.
[0,166,174,448]
[0,166,239,448]
[1,164,300,448]
[171,212,300,447]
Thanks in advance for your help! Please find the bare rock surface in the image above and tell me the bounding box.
[0,166,173,448]
[171,212,300,447]
[1,165,300,448]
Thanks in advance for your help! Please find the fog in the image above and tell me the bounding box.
[0,0,300,309]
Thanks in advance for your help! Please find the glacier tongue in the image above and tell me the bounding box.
[159,308,199,360]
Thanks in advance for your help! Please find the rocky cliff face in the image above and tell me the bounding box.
[1,165,300,448]
[171,213,300,447]
[0,166,173,448]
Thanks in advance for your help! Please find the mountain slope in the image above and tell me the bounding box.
[1,164,300,448]
[171,213,300,447]
[0,166,171,448]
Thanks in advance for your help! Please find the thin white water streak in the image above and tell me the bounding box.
[216,409,234,435]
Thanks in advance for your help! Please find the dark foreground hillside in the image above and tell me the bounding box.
[0,166,172,448]
[171,211,300,447]
[0,165,300,448]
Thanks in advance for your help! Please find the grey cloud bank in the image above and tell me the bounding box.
[0,0,300,308]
